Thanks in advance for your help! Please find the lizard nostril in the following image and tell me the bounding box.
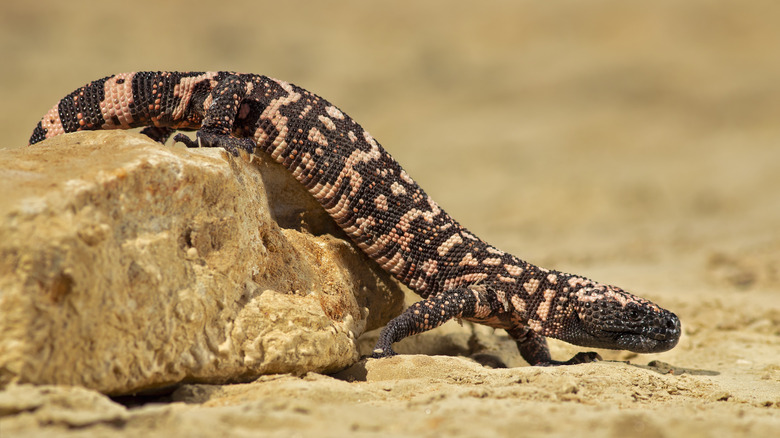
[666,315,680,332]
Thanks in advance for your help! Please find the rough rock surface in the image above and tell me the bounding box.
[0,131,404,395]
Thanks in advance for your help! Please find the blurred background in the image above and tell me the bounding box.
[2,0,779,301]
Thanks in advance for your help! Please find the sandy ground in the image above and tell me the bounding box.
[1,0,779,436]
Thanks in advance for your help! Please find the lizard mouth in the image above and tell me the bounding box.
[604,312,681,353]
[612,332,679,353]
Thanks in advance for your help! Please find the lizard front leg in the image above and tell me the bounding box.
[373,287,481,358]
[506,326,601,366]
[173,75,256,156]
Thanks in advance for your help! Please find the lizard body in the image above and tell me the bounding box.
[30,71,681,365]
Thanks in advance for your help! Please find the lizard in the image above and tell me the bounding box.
[29,71,681,366]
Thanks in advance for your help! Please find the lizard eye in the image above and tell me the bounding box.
[626,304,641,320]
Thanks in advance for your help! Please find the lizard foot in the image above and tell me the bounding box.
[371,347,397,359]
[173,132,255,156]
[537,351,602,366]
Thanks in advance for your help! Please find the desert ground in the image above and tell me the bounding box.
[1,0,778,436]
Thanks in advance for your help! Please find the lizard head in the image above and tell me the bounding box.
[562,284,681,353]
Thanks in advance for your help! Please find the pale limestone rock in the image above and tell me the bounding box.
[0,384,127,428]
[0,131,403,395]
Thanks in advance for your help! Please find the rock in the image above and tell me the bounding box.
[0,384,127,427]
[0,131,404,395]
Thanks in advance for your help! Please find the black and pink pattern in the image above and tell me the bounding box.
[30,71,681,365]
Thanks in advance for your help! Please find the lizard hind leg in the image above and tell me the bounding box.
[174,74,256,156]
[373,287,478,358]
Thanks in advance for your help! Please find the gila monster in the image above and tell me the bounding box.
[29,71,681,366]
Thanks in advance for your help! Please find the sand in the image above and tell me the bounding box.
[1,0,778,436]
